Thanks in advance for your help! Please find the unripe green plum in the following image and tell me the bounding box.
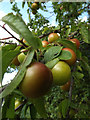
[15,99,22,109]
[52,61,71,86]
[18,53,26,63]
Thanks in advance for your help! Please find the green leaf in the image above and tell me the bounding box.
[45,58,59,69]
[2,13,42,49]
[30,97,47,118]
[53,25,60,30]
[59,99,70,118]
[44,46,62,63]
[58,39,76,53]
[75,72,84,80]
[80,24,89,43]
[0,45,20,82]
[2,94,15,118]
[58,50,72,60]
[66,28,71,37]
[20,104,27,118]
[42,27,49,34]
[81,59,90,77]
[25,106,31,118]
[0,50,34,98]
[30,104,37,119]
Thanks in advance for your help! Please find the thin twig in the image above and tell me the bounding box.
[0,25,27,47]
[39,27,79,39]
[0,37,13,40]
[0,41,17,45]
[69,64,76,101]
[68,29,80,39]
[66,63,77,118]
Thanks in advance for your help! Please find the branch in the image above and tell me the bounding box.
[0,37,13,40]
[39,33,50,39]
[68,29,80,39]
[39,29,63,39]
[39,27,80,39]
[0,41,17,45]
[46,13,55,19]
[0,25,28,47]
[66,63,76,118]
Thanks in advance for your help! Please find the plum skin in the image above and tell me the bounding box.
[19,62,53,98]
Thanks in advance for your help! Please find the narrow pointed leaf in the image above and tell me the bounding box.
[0,44,20,82]
[58,39,76,53]
[2,13,42,49]
[61,99,70,118]
[30,97,47,118]
[2,94,15,118]
[30,104,37,119]
[0,50,34,98]
[81,24,89,43]
[45,58,59,69]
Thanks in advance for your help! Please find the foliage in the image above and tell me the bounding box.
[0,1,89,119]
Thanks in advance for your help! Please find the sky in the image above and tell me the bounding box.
[0,1,88,86]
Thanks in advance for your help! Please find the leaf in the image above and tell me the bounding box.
[20,104,27,118]
[42,27,49,34]
[44,46,62,63]
[66,28,71,37]
[25,106,31,118]
[81,59,90,77]
[58,39,76,53]
[30,97,47,118]
[2,94,15,118]
[0,100,2,120]
[0,45,20,82]
[80,24,89,43]
[75,72,84,80]
[53,25,60,30]
[0,50,34,98]
[2,13,42,49]
[45,58,59,69]
[59,99,70,118]
[58,50,72,60]
[30,104,37,119]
